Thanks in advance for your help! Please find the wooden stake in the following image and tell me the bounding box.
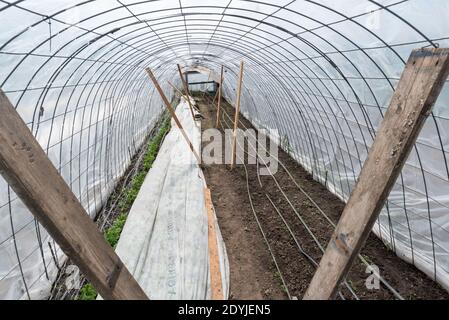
[304,48,449,300]
[204,188,224,300]
[168,81,188,101]
[216,66,225,128]
[212,88,219,105]
[146,68,202,164]
[231,61,245,170]
[201,71,213,103]
[0,90,149,300]
[177,64,196,120]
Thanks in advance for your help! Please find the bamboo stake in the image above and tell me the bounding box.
[231,61,245,170]
[216,65,225,128]
[146,68,201,164]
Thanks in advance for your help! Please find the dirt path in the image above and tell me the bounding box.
[200,96,287,300]
[198,95,449,300]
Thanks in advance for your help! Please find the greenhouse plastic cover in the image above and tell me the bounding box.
[0,0,449,299]
[109,98,229,300]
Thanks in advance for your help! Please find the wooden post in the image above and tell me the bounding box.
[216,66,225,128]
[0,90,149,300]
[204,188,224,300]
[146,68,202,164]
[304,48,449,300]
[231,61,245,170]
[177,64,196,120]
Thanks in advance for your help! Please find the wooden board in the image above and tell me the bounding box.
[204,188,224,300]
[0,90,148,300]
[304,48,449,300]
[177,64,196,120]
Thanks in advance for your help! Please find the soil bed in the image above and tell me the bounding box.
[198,95,449,300]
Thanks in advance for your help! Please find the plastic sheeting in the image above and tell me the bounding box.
[113,98,229,300]
[0,0,449,299]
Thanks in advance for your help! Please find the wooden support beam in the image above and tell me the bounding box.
[216,66,225,128]
[0,90,149,300]
[231,61,245,170]
[204,188,224,300]
[146,68,202,164]
[177,64,196,120]
[304,48,449,300]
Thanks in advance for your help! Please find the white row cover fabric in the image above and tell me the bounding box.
[113,98,230,300]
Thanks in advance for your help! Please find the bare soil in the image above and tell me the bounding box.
[198,95,449,300]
